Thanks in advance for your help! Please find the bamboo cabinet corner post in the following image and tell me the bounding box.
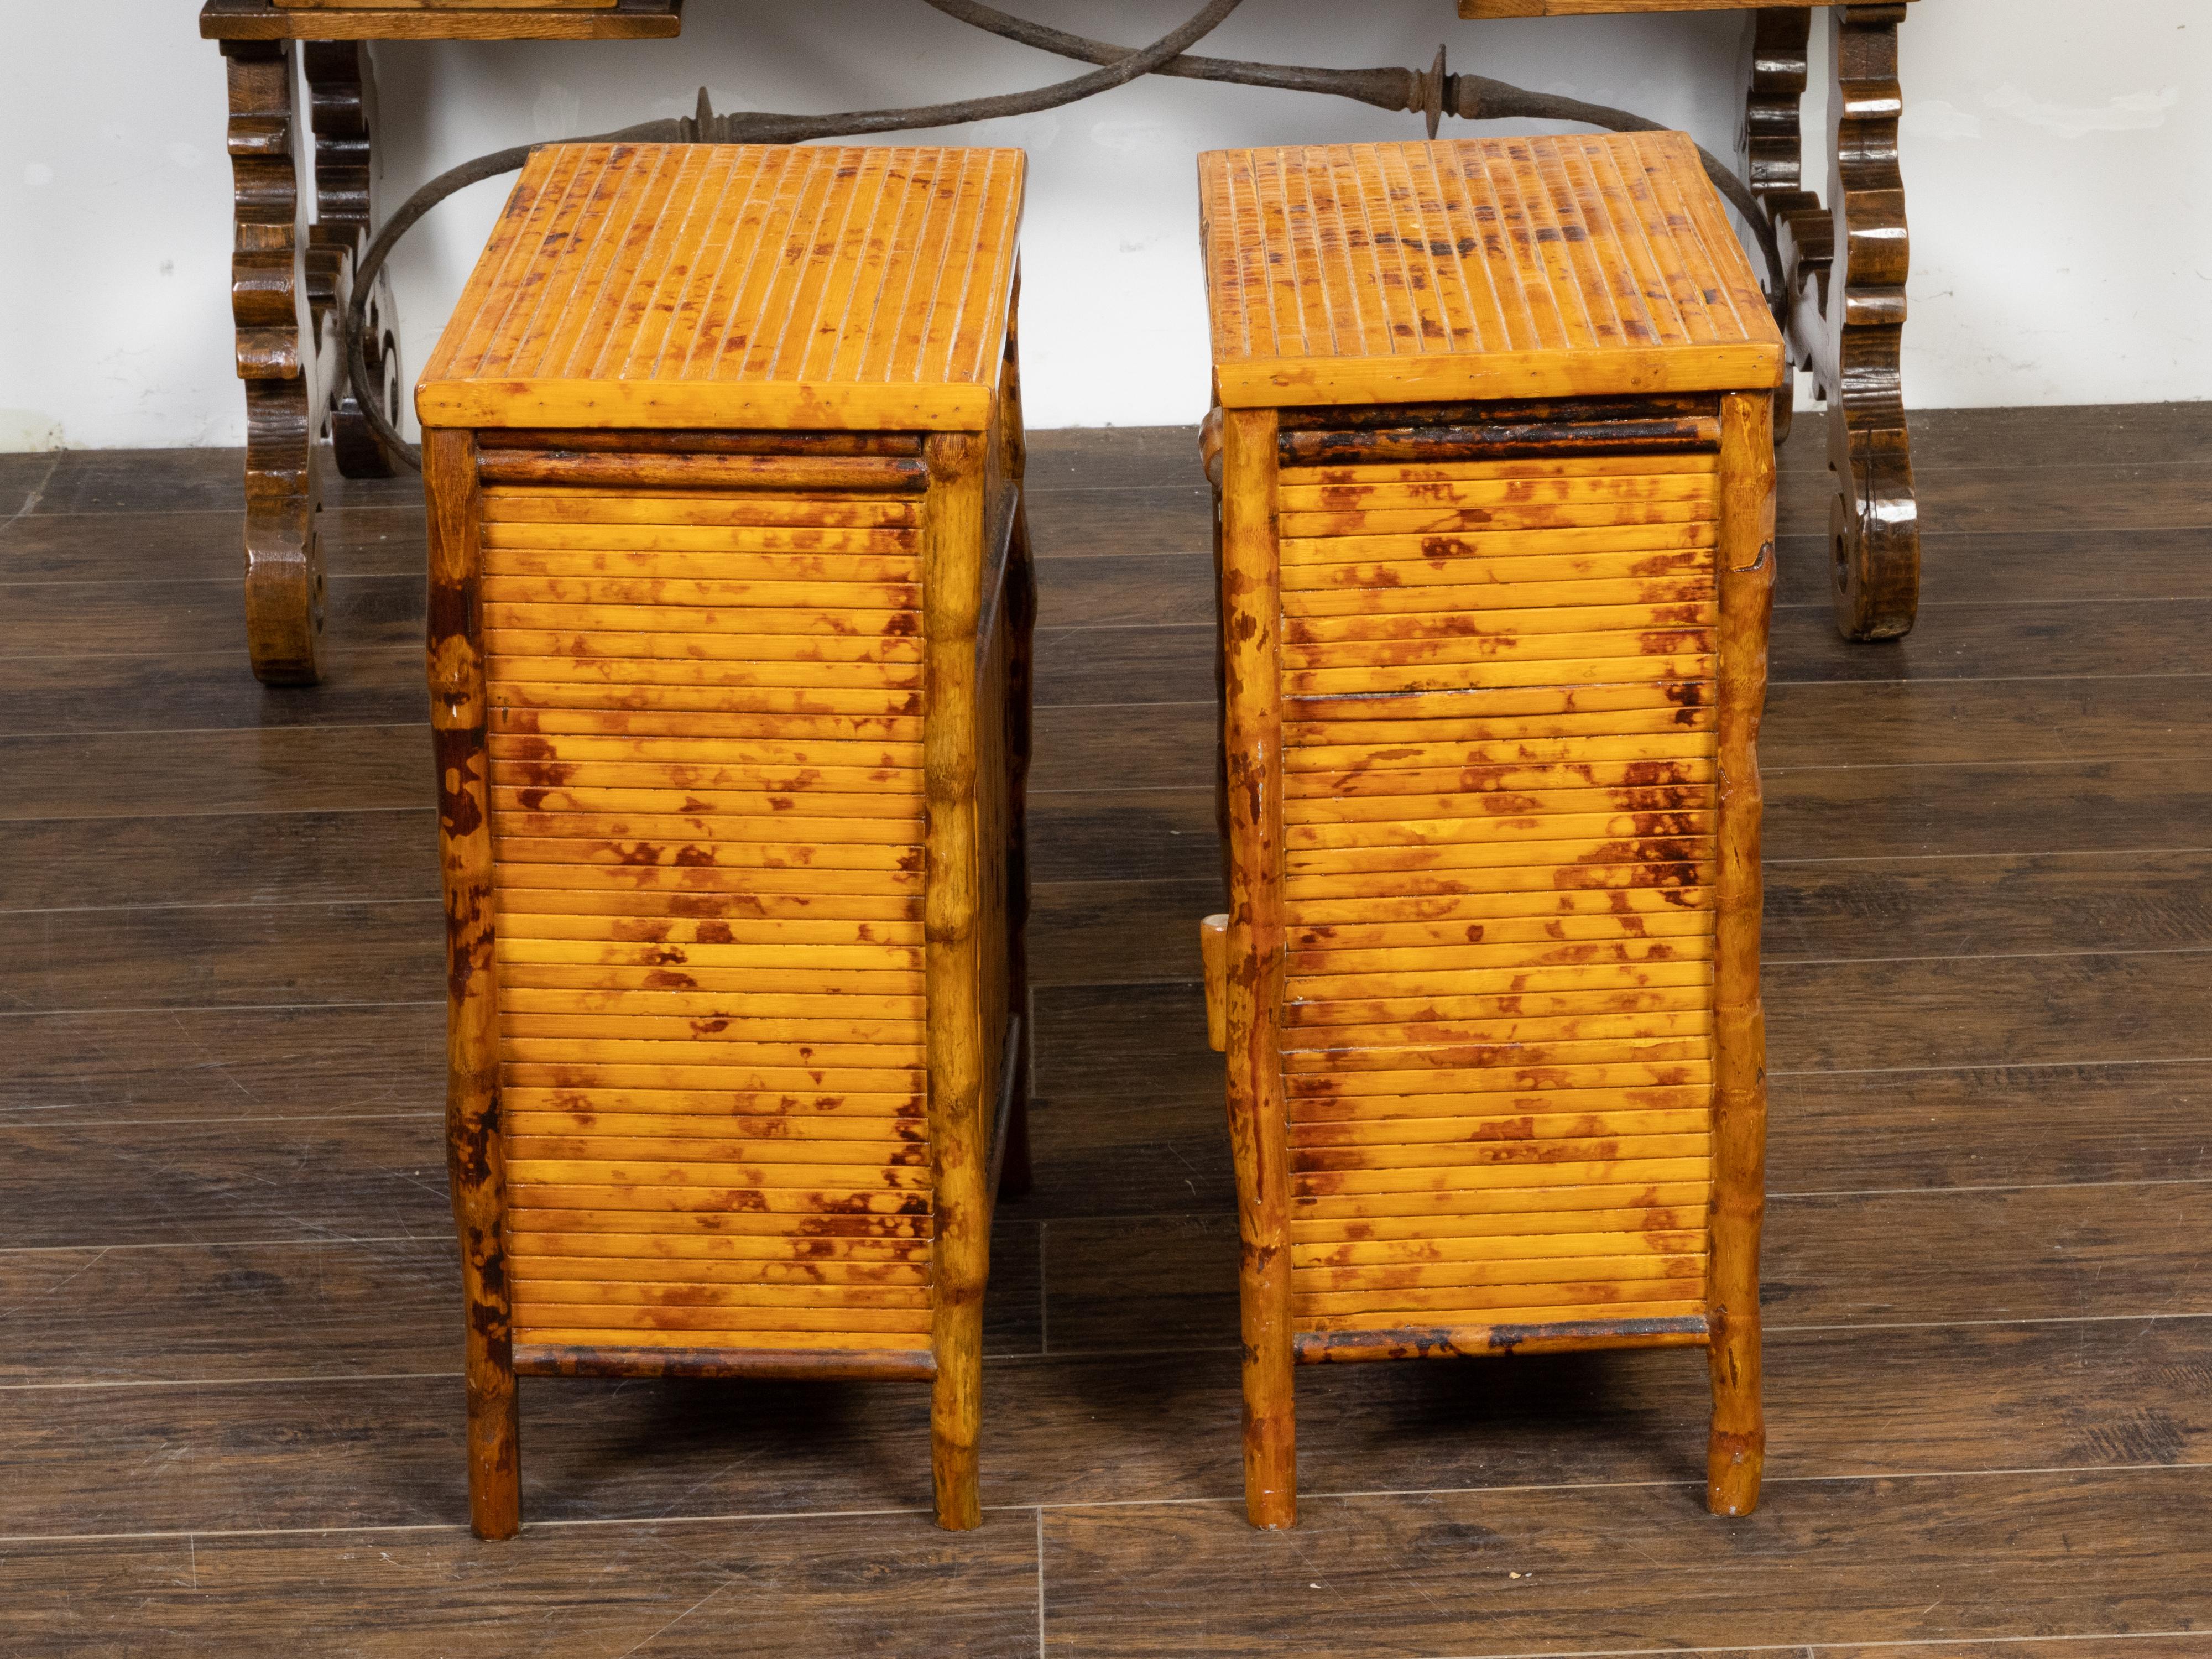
[1219,406,1295,1530]
[1197,134,1783,1526]
[415,142,1031,1538]
[425,425,520,1541]
[1708,392,1775,1516]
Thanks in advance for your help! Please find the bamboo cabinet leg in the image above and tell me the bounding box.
[1708,395,1776,1519]
[424,429,519,1540]
[925,431,990,1531]
[223,40,327,686]
[1219,408,1295,1530]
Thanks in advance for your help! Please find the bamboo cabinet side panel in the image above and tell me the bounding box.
[459,440,946,1375]
[1261,419,1747,1365]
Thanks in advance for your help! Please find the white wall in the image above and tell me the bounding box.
[1,0,2204,448]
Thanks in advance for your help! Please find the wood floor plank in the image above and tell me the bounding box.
[1767,760,2212,860]
[1030,703,1214,794]
[0,577,420,660]
[1777,403,2212,474]
[1027,789,1218,884]
[1767,950,2212,1073]
[0,726,432,820]
[1023,1094,1238,1220]
[0,1517,1041,1658]
[1772,1061,2212,1192]
[0,452,60,519]
[0,649,427,736]
[1773,598,2212,681]
[1025,426,1209,493]
[1034,550,1214,631]
[0,1004,444,1125]
[0,900,441,1011]
[1039,1468,2212,1657]
[1026,485,1211,559]
[0,1240,462,1384]
[1779,463,2212,538]
[25,449,252,515]
[1029,878,1225,987]
[0,811,441,912]
[1033,624,1215,708]
[0,646,427,739]
[17,448,419,516]
[0,507,425,584]
[0,1118,451,1248]
[1777,529,2212,611]
[1766,851,2212,962]
[1764,676,2212,768]
[0,1316,2198,1553]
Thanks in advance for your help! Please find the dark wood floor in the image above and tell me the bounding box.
[3,405,2210,1656]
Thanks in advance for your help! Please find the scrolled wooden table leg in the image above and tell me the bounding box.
[224,39,326,686]
[1822,2,1919,641]
[305,41,403,481]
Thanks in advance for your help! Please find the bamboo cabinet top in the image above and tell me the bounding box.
[417,144,1026,432]
[1198,134,1783,409]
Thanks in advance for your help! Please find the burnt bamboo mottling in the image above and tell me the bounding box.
[417,141,1028,1537]
[425,426,519,1541]
[1198,134,1782,1526]
[924,429,990,1532]
[1708,390,1776,1516]
[1219,406,1295,1530]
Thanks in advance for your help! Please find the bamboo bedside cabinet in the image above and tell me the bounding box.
[415,142,1034,1540]
[1195,134,1783,1528]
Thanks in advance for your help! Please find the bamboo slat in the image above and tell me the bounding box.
[515,1256,931,1287]
[516,1326,931,1353]
[508,1206,933,1239]
[1286,1186,1713,1242]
